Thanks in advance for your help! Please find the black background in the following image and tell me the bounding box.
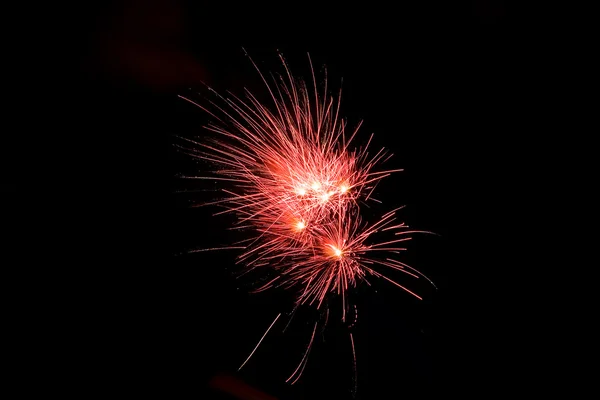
[12,1,552,398]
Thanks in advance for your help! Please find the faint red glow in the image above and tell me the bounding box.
[209,374,278,400]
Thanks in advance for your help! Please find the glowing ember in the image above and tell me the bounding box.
[330,245,343,258]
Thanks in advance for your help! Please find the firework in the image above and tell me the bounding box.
[177,52,435,388]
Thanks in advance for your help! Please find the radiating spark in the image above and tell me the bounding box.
[238,313,282,371]
[286,321,318,384]
[187,246,246,253]
[350,332,357,396]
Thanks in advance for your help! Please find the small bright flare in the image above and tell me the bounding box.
[326,244,343,258]
[296,221,306,230]
[339,185,348,194]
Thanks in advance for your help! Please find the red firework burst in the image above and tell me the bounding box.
[177,52,435,387]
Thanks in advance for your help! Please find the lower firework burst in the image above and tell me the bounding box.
[176,51,436,392]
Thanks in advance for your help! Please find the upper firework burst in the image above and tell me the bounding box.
[177,53,428,309]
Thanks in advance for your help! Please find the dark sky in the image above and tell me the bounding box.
[52,1,544,398]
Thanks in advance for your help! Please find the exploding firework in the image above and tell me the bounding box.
[176,52,435,390]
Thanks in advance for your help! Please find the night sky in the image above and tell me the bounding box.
[52,1,542,398]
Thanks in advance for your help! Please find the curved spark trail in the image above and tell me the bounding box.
[177,52,435,388]
[286,321,318,385]
[238,313,281,371]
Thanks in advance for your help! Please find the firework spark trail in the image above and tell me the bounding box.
[238,313,281,371]
[178,52,436,385]
[286,321,318,385]
[350,332,357,396]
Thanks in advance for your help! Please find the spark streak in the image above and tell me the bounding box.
[238,313,281,371]
[286,321,318,385]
